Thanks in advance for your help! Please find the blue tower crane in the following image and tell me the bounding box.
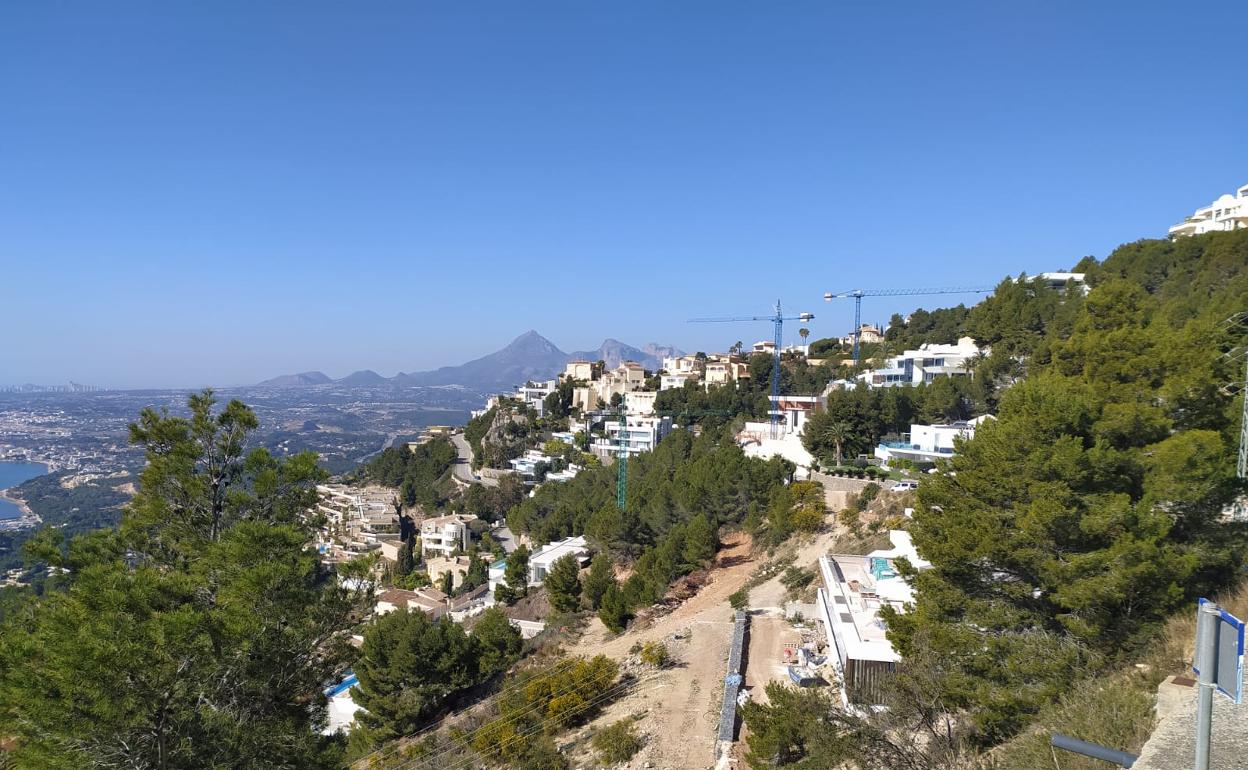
[823,286,994,363]
[689,300,814,440]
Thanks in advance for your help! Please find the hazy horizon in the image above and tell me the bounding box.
[3,2,1246,388]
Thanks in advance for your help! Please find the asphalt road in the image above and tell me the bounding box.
[450,432,497,487]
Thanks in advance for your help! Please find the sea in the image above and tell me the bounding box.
[0,462,48,520]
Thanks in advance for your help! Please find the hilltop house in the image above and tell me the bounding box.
[1169,182,1248,237]
[839,337,982,390]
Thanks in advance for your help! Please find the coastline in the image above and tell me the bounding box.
[0,486,33,518]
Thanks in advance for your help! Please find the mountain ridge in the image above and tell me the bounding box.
[254,331,682,392]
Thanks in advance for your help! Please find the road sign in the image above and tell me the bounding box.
[1194,598,1245,704]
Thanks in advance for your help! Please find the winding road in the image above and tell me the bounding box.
[450,432,497,487]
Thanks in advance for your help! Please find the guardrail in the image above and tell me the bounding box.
[717,611,749,745]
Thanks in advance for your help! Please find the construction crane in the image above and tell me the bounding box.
[586,407,630,510]
[689,300,814,440]
[822,286,994,363]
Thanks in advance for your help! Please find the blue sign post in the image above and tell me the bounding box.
[1192,599,1245,770]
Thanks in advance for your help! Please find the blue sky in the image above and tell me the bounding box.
[2,2,1245,388]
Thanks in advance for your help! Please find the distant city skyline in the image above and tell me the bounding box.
[2,2,1246,388]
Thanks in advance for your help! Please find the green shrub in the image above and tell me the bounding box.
[592,719,641,765]
[639,641,669,668]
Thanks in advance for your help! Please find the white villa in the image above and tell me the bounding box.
[1169,183,1248,237]
[816,531,930,708]
[419,513,476,558]
[873,416,991,466]
[846,337,982,389]
[590,414,673,460]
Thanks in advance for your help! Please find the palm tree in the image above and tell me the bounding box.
[822,421,853,467]
[798,327,810,351]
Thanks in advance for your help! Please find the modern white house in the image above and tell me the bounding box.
[486,535,591,601]
[419,514,476,558]
[846,337,982,389]
[815,531,930,709]
[873,416,991,466]
[662,354,701,375]
[514,379,558,416]
[660,373,698,390]
[591,415,674,459]
[528,535,590,584]
[1169,183,1248,237]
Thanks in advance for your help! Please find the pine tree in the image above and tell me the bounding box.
[597,582,630,633]
[544,553,583,613]
[0,391,353,770]
[682,513,718,569]
[472,607,522,676]
[397,538,415,577]
[354,609,479,743]
[581,553,614,610]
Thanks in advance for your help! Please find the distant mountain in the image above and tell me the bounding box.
[336,369,388,386]
[253,332,683,392]
[644,342,684,363]
[569,339,665,369]
[255,371,332,388]
[397,330,571,391]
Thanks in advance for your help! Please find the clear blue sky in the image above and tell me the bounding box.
[2,2,1245,388]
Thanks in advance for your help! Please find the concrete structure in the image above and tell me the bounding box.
[591,414,673,459]
[815,531,929,708]
[873,416,991,466]
[846,337,982,389]
[528,535,590,584]
[419,513,476,558]
[1169,183,1248,237]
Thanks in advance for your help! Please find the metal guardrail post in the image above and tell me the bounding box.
[1049,734,1138,768]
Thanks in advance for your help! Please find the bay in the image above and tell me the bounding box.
[0,462,48,520]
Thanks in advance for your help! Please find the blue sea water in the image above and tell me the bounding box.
[0,462,47,519]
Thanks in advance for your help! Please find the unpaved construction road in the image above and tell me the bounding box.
[566,529,840,769]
